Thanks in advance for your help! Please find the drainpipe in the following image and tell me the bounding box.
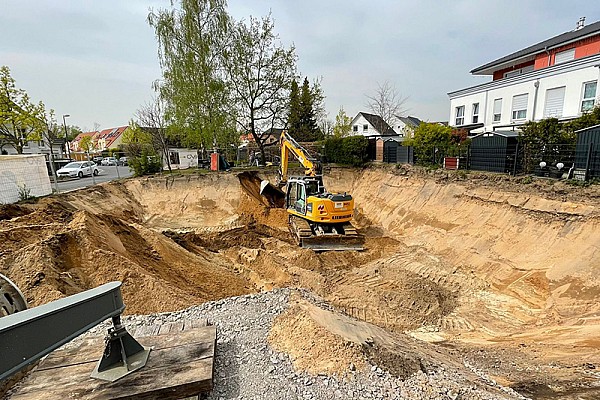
[532,79,540,121]
[544,46,551,67]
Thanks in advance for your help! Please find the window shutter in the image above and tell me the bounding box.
[512,94,528,111]
[555,48,575,64]
[543,87,566,118]
[493,99,502,114]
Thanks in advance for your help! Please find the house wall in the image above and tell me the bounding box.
[350,115,380,137]
[0,155,52,204]
[2,141,65,157]
[449,55,600,133]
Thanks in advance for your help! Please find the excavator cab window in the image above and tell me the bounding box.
[295,183,306,214]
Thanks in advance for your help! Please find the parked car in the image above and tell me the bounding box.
[118,156,128,166]
[101,157,118,166]
[92,156,103,165]
[56,161,99,179]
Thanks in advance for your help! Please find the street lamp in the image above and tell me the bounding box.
[62,114,70,159]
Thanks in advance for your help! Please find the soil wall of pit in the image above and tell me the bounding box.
[325,167,600,343]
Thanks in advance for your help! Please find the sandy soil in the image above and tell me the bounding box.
[1,168,600,398]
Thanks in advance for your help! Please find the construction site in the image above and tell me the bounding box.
[1,164,600,399]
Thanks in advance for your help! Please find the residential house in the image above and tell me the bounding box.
[95,126,127,151]
[350,112,397,138]
[70,131,98,153]
[448,18,600,135]
[396,116,422,138]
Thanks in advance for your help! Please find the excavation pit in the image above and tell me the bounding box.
[1,168,600,398]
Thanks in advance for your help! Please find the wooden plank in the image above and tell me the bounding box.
[10,326,216,400]
[38,326,216,371]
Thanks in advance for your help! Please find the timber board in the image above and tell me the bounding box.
[8,324,216,400]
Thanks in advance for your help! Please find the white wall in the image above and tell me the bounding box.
[0,155,52,204]
[169,149,198,169]
[449,55,600,133]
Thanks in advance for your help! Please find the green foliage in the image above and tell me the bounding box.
[0,66,45,153]
[404,122,453,164]
[288,77,324,141]
[517,108,600,172]
[333,107,352,137]
[224,13,297,158]
[17,184,33,202]
[323,135,368,166]
[148,0,233,151]
[79,136,95,153]
[128,147,163,177]
[122,121,152,157]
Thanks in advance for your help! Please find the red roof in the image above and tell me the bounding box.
[96,126,127,148]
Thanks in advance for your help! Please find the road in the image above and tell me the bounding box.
[53,166,133,193]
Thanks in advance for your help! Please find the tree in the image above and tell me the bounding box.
[405,122,452,165]
[0,66,45,153]
[365,80,408,133]
[136,96,172,173]
[297,77,320,141]
[287,79,301,135]
[223,14,297,165]
[148,0,233,153]
[333,107,352,137]
[79,135,96,154]
[39,106,62,159]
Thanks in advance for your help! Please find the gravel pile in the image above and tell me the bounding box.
[67,289,528,400]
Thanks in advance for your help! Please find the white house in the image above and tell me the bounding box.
[448,18,600,135]
[350,112,396,138]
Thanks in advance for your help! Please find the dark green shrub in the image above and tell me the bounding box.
[128,148,163,177]
[323,135,368,166]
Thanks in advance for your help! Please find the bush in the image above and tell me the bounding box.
[405,123,453,165]
[323,135,368,166]
[128,148,163,177]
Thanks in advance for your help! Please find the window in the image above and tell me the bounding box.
[472,103,479,123]
[511,93,528,120]
[543,87,566,118]
[581,81,597,112]
[352,125,358,132]
[493,98,502,122]
[555,48,575,64]
[455,106,465,125]
[363,124,368,131]
[503,65,534,79]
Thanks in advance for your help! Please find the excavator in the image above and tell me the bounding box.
[260,131,364,251]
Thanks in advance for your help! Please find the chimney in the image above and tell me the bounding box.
[576,17,586,30]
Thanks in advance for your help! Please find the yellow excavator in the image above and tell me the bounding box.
[260,131,364,251]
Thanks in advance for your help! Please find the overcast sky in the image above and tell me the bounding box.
[1,1,599,131]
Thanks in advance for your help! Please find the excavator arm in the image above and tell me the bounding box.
[278,131,322,184]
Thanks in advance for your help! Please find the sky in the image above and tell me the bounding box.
[1,1,599,131]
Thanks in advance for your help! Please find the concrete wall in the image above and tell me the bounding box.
[0,155,52,204]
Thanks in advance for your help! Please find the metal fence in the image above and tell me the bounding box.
[387,142,599,180]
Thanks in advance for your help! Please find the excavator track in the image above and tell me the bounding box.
[289,216,364,252]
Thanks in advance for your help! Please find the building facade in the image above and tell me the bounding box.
[448,19,600,135]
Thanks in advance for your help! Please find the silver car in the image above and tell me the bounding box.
[56,161,99,179]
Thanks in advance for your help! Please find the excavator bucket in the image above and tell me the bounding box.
[259,180,286,208]
[300,235,365,252]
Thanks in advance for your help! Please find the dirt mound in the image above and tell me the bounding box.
[269,296,367,375]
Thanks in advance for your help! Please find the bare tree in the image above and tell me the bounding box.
[365,80,409,133]
[135,96,172,173]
